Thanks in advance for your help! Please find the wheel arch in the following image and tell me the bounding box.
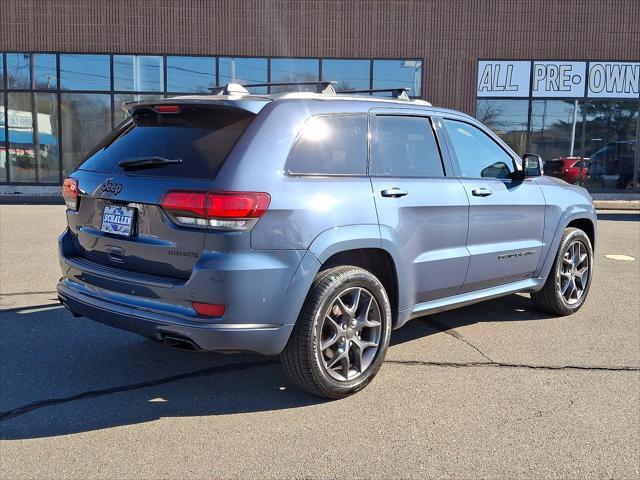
[307,225,401,324]
[537,210,597,280]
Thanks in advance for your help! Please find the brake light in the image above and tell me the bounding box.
[160,190,270,230]
[153,105,180,113]
[192,302,225,317]
[62,177,79,211]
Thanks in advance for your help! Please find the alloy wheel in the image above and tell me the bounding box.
[318,287,382,382]
[559,240,590,305]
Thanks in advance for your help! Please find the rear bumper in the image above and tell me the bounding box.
[57,228,321,355]
[57,279,294,355]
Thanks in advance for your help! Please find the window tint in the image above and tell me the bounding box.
[444,119,515,179]
[371,116,443,177]
[287,115,367,175]
[79,107,254,179]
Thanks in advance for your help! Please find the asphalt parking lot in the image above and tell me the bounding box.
[0,205,638,479]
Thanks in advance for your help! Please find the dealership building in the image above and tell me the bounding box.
[0,1,638,196]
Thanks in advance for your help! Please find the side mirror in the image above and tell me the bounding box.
[521,153,543,178]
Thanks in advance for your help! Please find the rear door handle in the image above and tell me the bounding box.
[381,187,408,198]
[471,187,493,197]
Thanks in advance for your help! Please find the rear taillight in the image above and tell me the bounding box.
[160,190,270,230]
[62,178,79,211]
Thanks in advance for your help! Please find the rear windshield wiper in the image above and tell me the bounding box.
[118,156,183,170]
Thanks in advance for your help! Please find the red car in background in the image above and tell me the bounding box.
[543,156,589,185]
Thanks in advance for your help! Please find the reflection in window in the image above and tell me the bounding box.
[60,93,111,177]
[322,59,370,91]
[60,54,110,91]
[219,58,268,93]
[444,119,514,179]
[34,54,57,90]
[476,100,529,155]
[372,60,422,97]
[7,92,35,182]
[35,93,60,182]
[582,100,638,191]
[270,59,319,92]
[6,53,30,89]
[167,56,215,93]
[0,103,6,181]
[287,115,368,175]
[113,94,164,125]
[113,55,163,92]
[0,53,4,87]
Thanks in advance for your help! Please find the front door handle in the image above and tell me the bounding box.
[471,187,493,197]
[381,187,408,198]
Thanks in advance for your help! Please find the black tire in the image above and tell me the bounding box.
[281,266,392,399]
[531,227,593,316]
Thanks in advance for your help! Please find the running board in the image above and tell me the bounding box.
[395,278,545,329]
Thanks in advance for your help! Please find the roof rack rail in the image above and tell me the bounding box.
[210,81,337,95]
[336,87,412,100]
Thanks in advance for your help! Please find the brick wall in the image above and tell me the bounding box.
[1,0,639,113]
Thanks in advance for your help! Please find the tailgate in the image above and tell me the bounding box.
[66,172,211,280]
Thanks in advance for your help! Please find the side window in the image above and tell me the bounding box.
[444,119,515,179]
[286,115,368,175]
[371,116,444,177]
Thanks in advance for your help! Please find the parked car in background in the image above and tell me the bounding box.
[543,156,589,185]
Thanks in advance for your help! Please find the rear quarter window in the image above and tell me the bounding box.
[79,106,254,179]
[286,114,368,175]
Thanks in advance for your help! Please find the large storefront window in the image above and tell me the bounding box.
[1,52,423,185]
[60,93,111,178]
[476,60,640,192]
[373,60,422,97]
[270,58,320,92]
[583,101,638,191]
[219,58,268,93]
[166,56,215,93]
[322,59,370,91]
[114,55,164,92]
[60,54,110,91]
[476,99,529,155]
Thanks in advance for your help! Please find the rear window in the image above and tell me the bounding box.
[286,114,368,175]
[79,106,254,178]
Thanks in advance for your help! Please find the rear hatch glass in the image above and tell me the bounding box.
[79,105,255,179]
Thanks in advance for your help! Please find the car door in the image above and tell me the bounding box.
[441,116,546,293]
[369,112,470,310]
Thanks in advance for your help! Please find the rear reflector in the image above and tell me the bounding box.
[192,302,225,317]
[62,177,79,211]
[160,190,270,230]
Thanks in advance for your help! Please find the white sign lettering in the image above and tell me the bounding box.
[532,62,586,97]
[588,62,640,98]
[476,61,530,97]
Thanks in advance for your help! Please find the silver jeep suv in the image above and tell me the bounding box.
[58,82,596,398]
